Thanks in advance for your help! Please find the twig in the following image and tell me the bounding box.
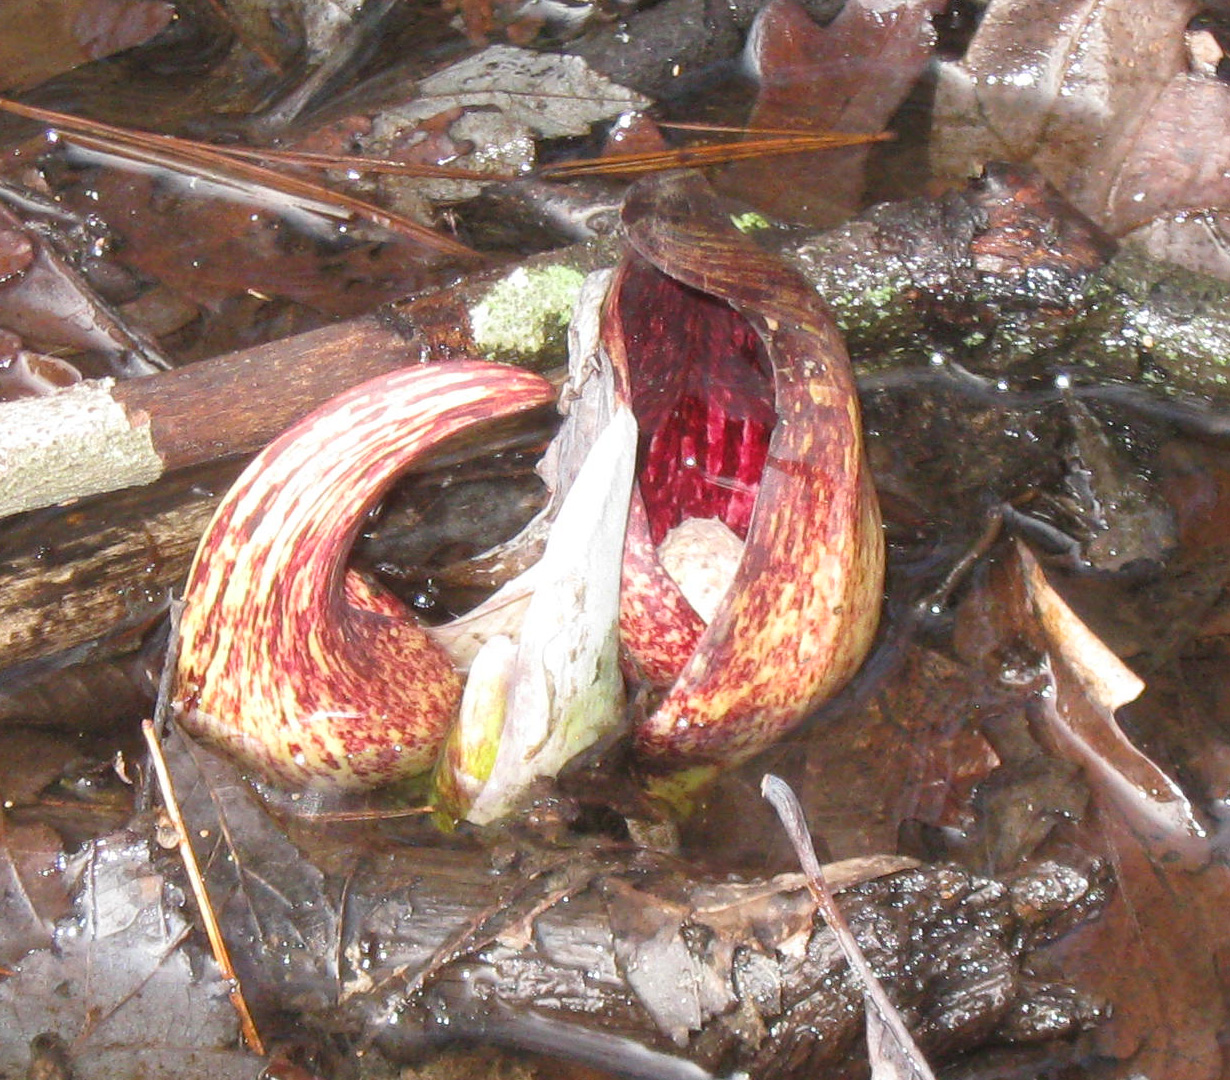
[538,130,890,178]
[142,719,266,1056]
[762,773,937,1080]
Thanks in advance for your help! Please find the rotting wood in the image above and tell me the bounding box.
[0,461,240,680]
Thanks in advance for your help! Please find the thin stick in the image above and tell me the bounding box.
[761,774,937,1080]
[659,121,895,138]
[142,719,266,1056]
[218,143,516,181]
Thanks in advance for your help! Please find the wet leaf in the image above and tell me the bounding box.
[1015,541,1209,865]
[1042,809,1230,1080]
[799,647,1002,860]
[160,724,341,1010]
[73,0,175,60]
[932,0,1230,275]
[933,0,1194,201]
[0,819,69,967]
[720,0,945,226]
[0,828,253,1080]
[942,534,1230,1077]
[362,45,651,202]
[0,223,35,280]
[0,203,167,375]
[64,163,450,319]
[0,0,172,91]
[0,334,82,400]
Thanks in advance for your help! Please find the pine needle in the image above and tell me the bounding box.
[0,98,480,259]
[538,128,891,178]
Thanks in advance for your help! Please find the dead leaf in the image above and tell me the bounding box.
[1015,540,1209,866]
[943,535,1229,1077]
[362,46,650,203]
[0,818,69,967]
[932,0,1230,275]
[160,724,341,1011]
[0,0,172,91]
[1040,808,1230,1080]
[73,0,174,60]
[0,829,253,1080]
[0,202,167,375]
[933,0,1195,204]
[719,0,945,226]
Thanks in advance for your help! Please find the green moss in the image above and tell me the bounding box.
[469,264,587,363]
[730,210,772,233]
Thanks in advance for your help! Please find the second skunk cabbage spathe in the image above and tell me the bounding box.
[608,171,885,771]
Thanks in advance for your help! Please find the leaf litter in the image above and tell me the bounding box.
[932,0,1230,277]
[0,827,253,1080]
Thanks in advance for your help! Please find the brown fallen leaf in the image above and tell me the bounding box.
[0,818,69,968]
[72,0,174,61]
[717,0,945,226]
[1014,539,1209,868]
[1039,807,1230,1080]
[0,200,168,375]
[0,0,172,92]
[947,534,1230,1078]
[932,0,1230,276]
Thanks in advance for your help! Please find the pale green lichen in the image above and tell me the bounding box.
[470,264,587,364]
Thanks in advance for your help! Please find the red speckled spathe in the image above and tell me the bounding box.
[174,361,555,791]
[609,171,885,769]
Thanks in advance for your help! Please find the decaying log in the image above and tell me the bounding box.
[776,163,1230,408]
[342,853,1106,1079]
[0,462,238,681]
[164,729,1107,1080]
